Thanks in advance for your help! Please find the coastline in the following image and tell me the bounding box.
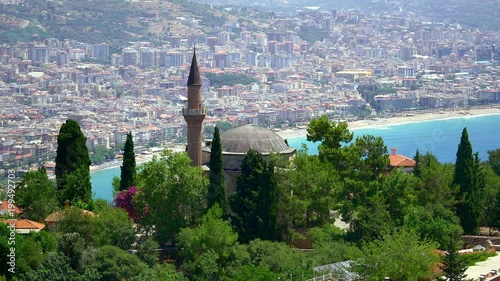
[90,146,184,173]
[90,107,500,173]
[277,107,500,140]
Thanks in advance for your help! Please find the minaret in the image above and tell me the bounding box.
[183,49,206,166]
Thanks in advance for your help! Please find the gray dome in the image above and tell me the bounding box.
[220,125,292,154]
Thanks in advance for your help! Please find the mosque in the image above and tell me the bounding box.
[183,50,296,192]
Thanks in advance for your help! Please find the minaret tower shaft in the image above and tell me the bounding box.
[183,49,206,166]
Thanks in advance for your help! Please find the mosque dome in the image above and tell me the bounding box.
[220,125,293,154]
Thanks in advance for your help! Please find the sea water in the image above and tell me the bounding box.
[91,114,500,201]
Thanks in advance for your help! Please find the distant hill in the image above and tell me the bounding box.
[184,0,500,30]
[0,0,231,47]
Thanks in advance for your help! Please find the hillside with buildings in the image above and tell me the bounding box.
[0,0,499,173]
[0,0,229,46]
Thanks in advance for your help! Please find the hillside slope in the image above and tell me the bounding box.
[0,0,229,46]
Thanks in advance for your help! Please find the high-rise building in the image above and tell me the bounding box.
[163,52,185,67]
[183,49,206,166]
[56,51,67,66]
[122,48,138,66]
[31,45,49,65]
[92,43,110,61]
[139,47,156,69]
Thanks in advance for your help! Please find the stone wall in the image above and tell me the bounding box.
[461,235,500,249]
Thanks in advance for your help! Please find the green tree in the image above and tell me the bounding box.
[354,229,439,281]
[55,119,92,205]
[134,149,208,244]
[403,205,463,250]
[91,200,135,250]
[309,225,361,266]
[413,149,422,177]
[131,264,188,281]
[306,115,353,165]
[286,150,339,228]
[453,128,485,234]
[177,205,239,280]
[30,231,57,254]
[17,167,58,221]
[257,160,279,241]
[483,165,500,229]
[246,239,309,278]
[217,121,232,132]
[439,247,469,281]
[232,265,279,281]
[57,232,86,271]
[207,127,227,215]
[16,237,44,274]
[349,134,390,181]
[414,153,455,208]
[487,149,500,176]
[56,207,95,244]
[90,245,149,281]
[14,252,101,281]
[136,237,159,267]
[120,132,136,191]
[230,149,265,243]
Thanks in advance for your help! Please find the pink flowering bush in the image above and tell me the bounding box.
[114,186,144,220]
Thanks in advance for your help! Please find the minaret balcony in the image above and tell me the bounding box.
[182,108,207,116]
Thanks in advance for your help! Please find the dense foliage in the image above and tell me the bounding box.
[3,115,500,281]
[230,149,283,243]
[17,167,58,221]
[354,229,439,280]
[134,150,208,245]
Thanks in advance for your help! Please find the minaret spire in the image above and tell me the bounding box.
[187,47,201,86]
[183,48,206,166]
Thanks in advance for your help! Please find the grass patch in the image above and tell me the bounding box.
[461,250,497,266]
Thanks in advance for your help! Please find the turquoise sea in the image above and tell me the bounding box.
[91,114,500,201]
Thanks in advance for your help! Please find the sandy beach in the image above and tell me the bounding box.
[276,107,500,140]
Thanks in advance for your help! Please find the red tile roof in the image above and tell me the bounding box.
[389,148,416,167]
[0,201,22,214]
[1,219,45,230]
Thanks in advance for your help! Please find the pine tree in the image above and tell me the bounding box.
[257,160,279,241]
[439,247,469,281]
[230,149,265,243]
[55,119,92,205]
[207,127,227,215]
[120,132,136,191]
[453,128,484,234]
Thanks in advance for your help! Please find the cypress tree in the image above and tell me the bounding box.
[257,160,279,241]
[453,128,484,234]
[120,132,136,191]
[413,149,421,177]
[230,149,265,243]
[55,119,92,205]
[207,127,227,214]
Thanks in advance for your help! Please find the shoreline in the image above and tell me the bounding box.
[277,107,500,140]
[90,146,184,174]
[90,107,500,173]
